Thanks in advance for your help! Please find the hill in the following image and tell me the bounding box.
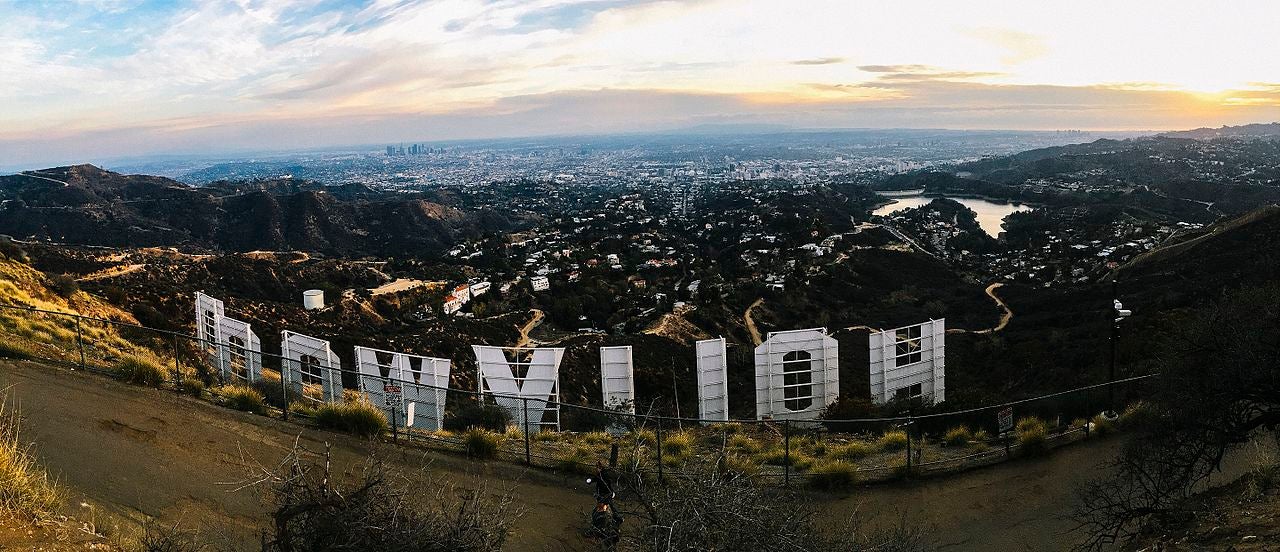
[0,165,517,256]
[1160,122,1280,140]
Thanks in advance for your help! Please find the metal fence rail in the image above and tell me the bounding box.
[0,302,1157,486]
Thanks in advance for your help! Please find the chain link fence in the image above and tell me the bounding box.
[0,302,1156,487]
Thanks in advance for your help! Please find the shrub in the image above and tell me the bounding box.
[179,378,205,398]
[973,428,991,442]
[0,340,34,360]
[1015,417,1048,455]
[114,354,168,387]
[727,434,761,453]
[462,429,500,459]
[877,430,909,452]
[819,396,878,432]
[943,426,973,447]
[531,430,560,442]
[807,460,859,491]
[288,401,318,418]
[707,422,741,435]
[717,454,761,480]
[217,385,266,415]
[828,441,874,461]
[0,400,60,521]
[581,431,613,446]
[1090,413,1118,436]
[314,401,388,437]
[1119,401,1159,430]
[261,449,516,552]
[633,429,656,447]
[556,445,596,474]
[253,378,297,409]
[759,448,813,471]
[661,431,694,457]
[46,274,79,298]
[444,402,512,432]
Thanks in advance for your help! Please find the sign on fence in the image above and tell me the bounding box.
[384,384,402,407]
[998,406,1014,433]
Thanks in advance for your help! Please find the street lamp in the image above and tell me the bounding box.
[1105,281,1132,418]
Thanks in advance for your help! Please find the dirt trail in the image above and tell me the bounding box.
[0,360,591,551]
[744,297,764,346]
[5,358,1255,551]
[513,308,544,348]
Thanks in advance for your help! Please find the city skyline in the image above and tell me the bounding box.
[3,0,1280,168]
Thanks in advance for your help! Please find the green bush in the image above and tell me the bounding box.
[253,378,297,409]
[314,401,388,437]
[463,429,500,459]
[217,385,266,415]
[1015,417,1048,455]
[828,441,875,461]
[943,426,973,447]
[877,430,909,452]
[114,355,168,387]
[444,402,512,432]
[807,460,859,491]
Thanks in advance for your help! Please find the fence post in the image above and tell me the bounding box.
[281,360,290,421]
[905,412,913,478]
[784,420,792,488]
[522,397,531,466]
[171,333,182,391]
[656,422,664,483]
[74,316,86,369]
[1084,388,1091,437]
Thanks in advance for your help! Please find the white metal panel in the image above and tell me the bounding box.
[473,345,564,430]
[281,330,342,403]
[599,346,635,413]
[753,328,839,421]
[695,338,729,422]
[868,319,945,405]
[195,292,224,358]
[215,315,261,383]
[355,346,451,431]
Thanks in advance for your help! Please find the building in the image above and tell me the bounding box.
[453,284,472,303]
[442,294,464,315]
[531,276,550,292]
[469,281,491,297]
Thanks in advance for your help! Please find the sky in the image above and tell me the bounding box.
[2,0,1279,168]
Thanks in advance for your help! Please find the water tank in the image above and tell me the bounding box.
[303,289,324,310]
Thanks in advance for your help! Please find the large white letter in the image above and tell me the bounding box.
[754,328,839,421]
[869,319,945,405]
[695,338,729,422]
[282,331,342,403]
[473,345,564,430]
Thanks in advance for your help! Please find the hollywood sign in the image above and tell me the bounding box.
[195,292,944,429]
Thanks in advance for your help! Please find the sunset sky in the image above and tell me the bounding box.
[2,0,1279,167]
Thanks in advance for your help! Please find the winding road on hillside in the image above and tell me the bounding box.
[4,359,1257,550]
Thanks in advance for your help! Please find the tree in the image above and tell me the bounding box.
[1073,285,1280,550]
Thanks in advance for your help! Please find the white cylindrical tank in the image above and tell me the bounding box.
[303,289,324,310]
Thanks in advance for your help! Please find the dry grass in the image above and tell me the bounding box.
[114,354,169,387]
[216,385,267,415]
[878,430,909,452]
[0,397,60,521]
[828,441,875,461]
[314,401,388,437]
[1016,417,1048,455]
[807,460,859,491]
[463,429,500,459]
[943,426,973,447]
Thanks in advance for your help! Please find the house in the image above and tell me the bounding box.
[442,294,464,315]
[469,281,491,297]
[453,284,472,304]
[531,276,550,292]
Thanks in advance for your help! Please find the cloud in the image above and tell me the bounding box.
[965,27,1049,65]
[791,57,845,66]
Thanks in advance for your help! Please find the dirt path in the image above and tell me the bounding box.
[513,308,544,348]
[945,282,1012,335]
[77,263,146,282]
[0,360,592,551]
[6,358,1254,551]
[744,298,764,346]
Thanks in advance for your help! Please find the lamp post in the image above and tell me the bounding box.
[1106,281,1132,417]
